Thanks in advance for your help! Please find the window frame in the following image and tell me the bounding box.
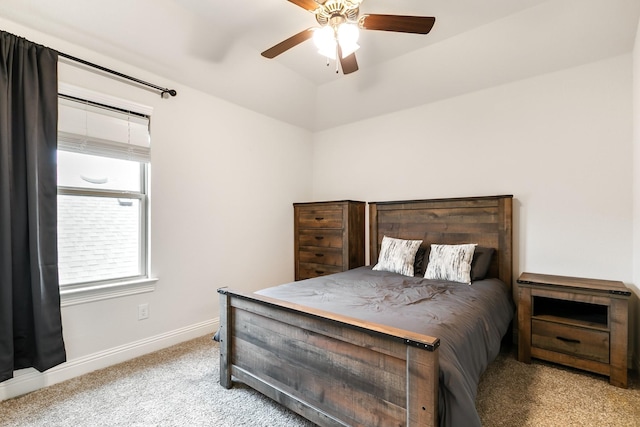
[56,86,156,306]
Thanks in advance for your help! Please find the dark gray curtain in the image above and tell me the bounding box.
[0,31,66,383]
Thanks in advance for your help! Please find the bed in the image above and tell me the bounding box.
[217,195,514,427]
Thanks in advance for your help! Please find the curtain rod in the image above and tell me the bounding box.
[58,52,177,98]
[59,94,150,119]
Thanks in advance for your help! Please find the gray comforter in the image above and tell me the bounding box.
[256,266,514,427]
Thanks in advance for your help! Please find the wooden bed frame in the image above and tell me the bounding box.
[218,195,513,427]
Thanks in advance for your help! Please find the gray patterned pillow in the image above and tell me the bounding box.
[373,236,423,276]
[424,244,477,284]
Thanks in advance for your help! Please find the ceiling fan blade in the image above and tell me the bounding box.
[338,47,358,75]
[287,0,320,12]
[359,15,436,34]
[261,28,315,59]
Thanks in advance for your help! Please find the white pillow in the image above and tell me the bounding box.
[424,244,477,284]
[373,236,422,276]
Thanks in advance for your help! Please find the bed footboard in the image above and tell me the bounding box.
[218,288,440,427]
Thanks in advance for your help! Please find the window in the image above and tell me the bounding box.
[56,91,154,301]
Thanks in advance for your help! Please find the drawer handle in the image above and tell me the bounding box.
[315,217,324,221]
[315,253,324,257]
[315,236,324,240]
[556,336,581,344]
[315,270,325,275]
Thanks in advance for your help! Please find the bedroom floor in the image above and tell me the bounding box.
[0,336,638,427]
[477,344,640,427]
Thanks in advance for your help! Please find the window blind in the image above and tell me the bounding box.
[58,96,151,163]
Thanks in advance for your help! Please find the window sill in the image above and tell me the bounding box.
[60,278,158,307]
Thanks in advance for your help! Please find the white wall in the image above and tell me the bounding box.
[0,18,313,399]
[313,55,633,281]
[632,16,640,372]
[313,54,638,365]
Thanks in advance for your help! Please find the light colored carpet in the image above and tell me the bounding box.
[0,335,638,426]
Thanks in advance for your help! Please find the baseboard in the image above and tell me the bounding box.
[0,318,219,401]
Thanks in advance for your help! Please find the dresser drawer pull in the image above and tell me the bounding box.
[315,217,324,221]
[315,253,324,257]
[315,270,325,275]
[315,236,324,240]
[556,336,581,344]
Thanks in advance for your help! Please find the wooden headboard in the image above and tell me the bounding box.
[369,195,513,291]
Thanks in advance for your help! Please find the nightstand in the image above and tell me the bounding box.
[517,272,631,388]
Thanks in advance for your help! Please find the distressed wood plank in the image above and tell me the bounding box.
[609,297,628,387]
[227,290,439,358]
[407,346,439,426]
[233,328,407,426]
[232,365,351,427]
[369,196,513,292]
[219,292,232,389]
[232,307,407,405]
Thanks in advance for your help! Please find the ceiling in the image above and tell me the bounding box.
[0,0,638,131]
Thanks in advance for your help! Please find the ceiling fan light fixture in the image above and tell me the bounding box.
[317,45,337,60]
[337,23,360,57]
[337,23,359,45]
[338,40,359,58]
[313,23,360,60]
[313,26,337,59]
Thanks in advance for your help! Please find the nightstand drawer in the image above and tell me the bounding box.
[298,229,343,248]
[298,208,344,228]
[298,248,343,266]
[297,262,343,280]
[531,319,610,364]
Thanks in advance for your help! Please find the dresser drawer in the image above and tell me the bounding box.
[294,200,365,281]
[531,319,610,364]
[298,229,343,248]
[297,262,343,280]
[297,208,344,229]
[298,247,343,266]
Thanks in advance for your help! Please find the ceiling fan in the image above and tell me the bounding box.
[261,0,436,75]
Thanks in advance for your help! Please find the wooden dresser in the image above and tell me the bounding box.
[294,200,365,281]
[517,272,631,388]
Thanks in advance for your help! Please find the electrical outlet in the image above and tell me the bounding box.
[138,303,149,320]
